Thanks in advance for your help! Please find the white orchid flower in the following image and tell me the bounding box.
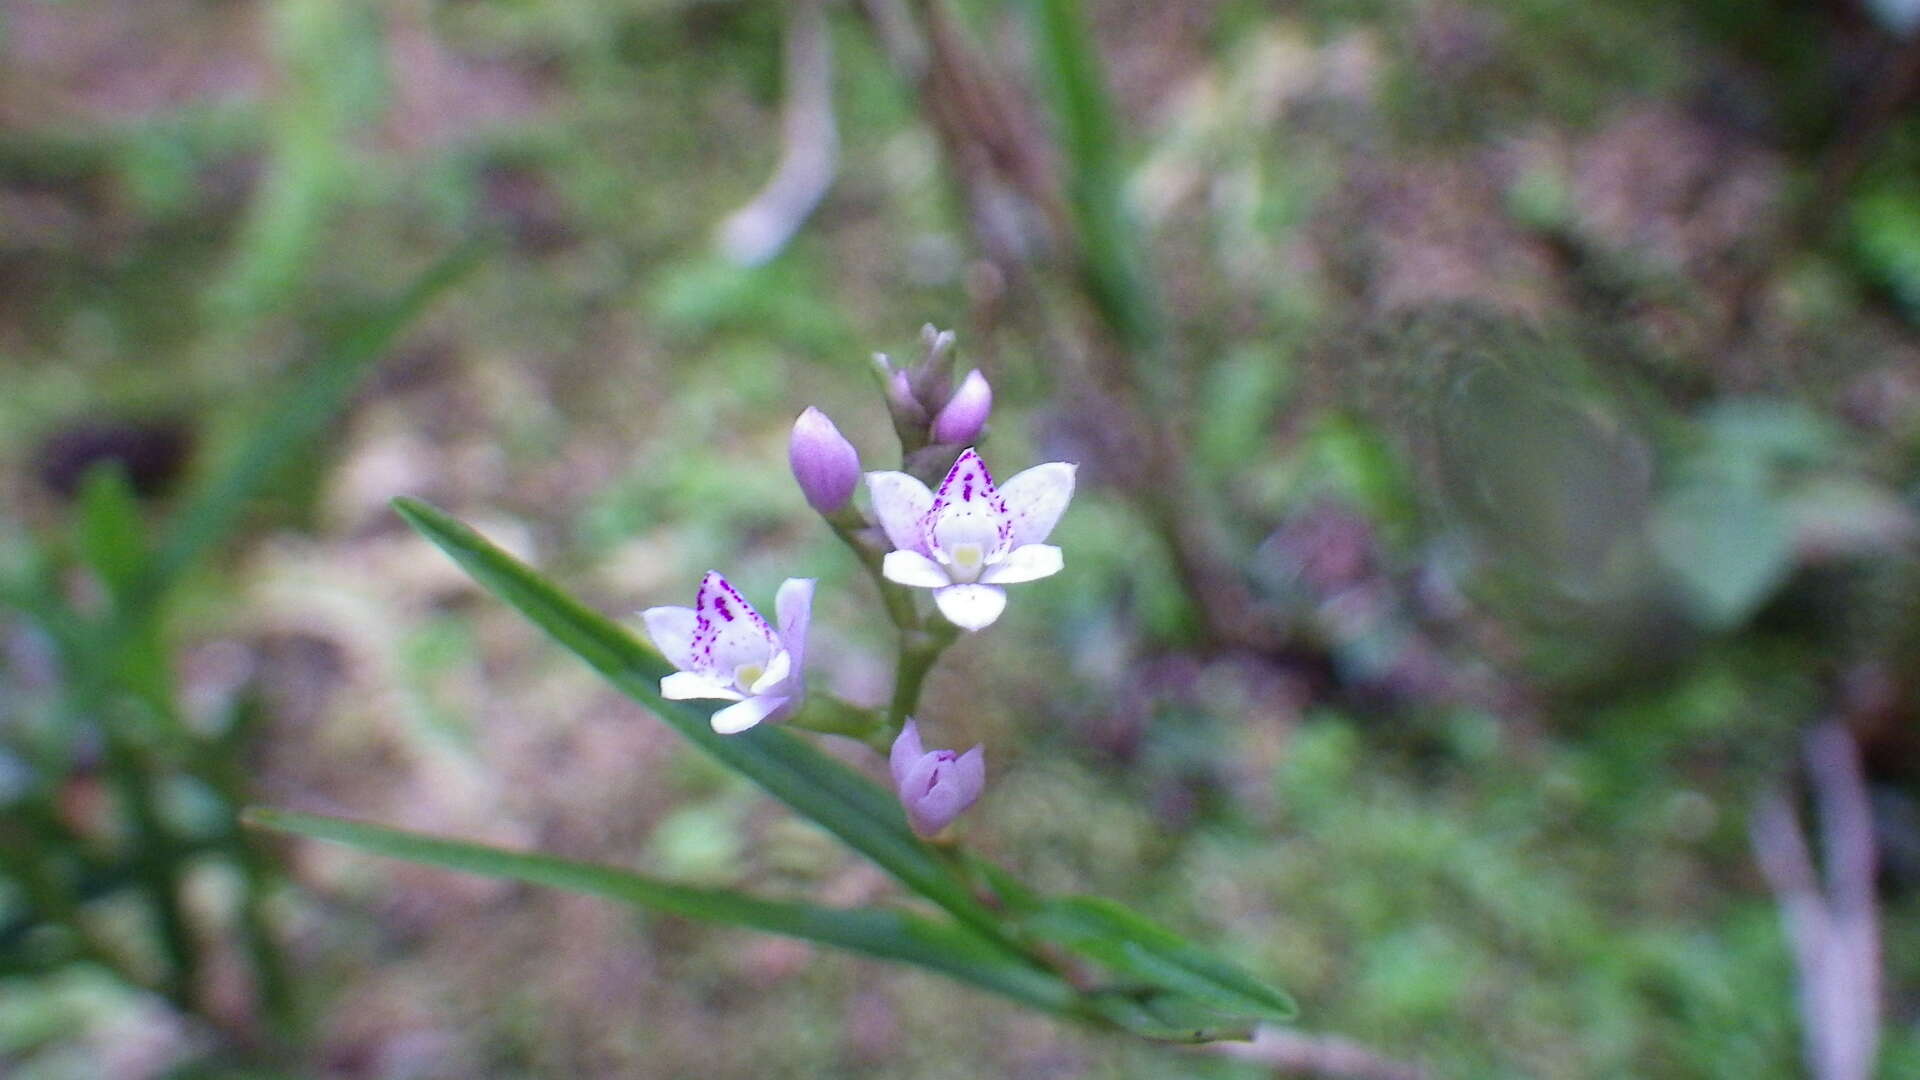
[642,572,813,734]
[866,448,1076,631]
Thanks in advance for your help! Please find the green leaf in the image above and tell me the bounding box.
[73,464,147,604]
[1022,896,1297,1025]
[1026,0,1165,357]
[388,497,1020,951]
[1082,988,1260,1044]
[246,808,1077,1016]
[1650,481,1794,629]
[134,242,486,616]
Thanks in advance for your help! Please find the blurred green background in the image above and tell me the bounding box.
[4,0,1920,1076]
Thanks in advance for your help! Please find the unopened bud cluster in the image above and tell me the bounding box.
[873,324,992,453]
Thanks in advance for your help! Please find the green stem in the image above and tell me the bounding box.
[826,513,921,632]
[787,693,892,753]
[886,621,960,727]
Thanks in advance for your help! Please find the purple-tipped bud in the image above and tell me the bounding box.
[889,719,985,839]
[789,407,862,513]
[886,369,926,422]
[931,369,992,445]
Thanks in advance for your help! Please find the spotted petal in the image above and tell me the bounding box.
[925,449,1011,561]
[998,462,1076,548]
[934,583,1007,631]
[980,543,1063,585]
[640,605,699,670]
[866,472,935,556]
[691,571,778,676]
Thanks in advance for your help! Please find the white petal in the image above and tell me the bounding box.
[750,649,792,694]
[711,695,788,735]
[883,549,952,589]
[640,606,699,670]
[934,584,1007,631]
[774,578,814,677]
[980,544,1063,585]
[662,671,743,701]
[865,471,934,554]
[998,462,1076,548]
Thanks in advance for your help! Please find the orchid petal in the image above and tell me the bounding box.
[980,544,1063,585]
[866,471,934,555]
[951,745,986,804]
[661,671,743,701]
[711,695,788,735]
[998,462,1077,548]
[890,718,925,789]
[750,649,793,694]
[926,449,1011,561]
[691,571,778,676]
[882,550,952,589]
[934,584,1007,631]
[774,577,815,679]
[640,606,699,670]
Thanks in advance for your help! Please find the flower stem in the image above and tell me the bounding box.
[887,621,960,727]
[787,693,892,752]
[824,509,920,632]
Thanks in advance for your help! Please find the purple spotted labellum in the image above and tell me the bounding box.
[642,572,813,734]
[788,407,862,514]
[867,448,1075,631]
[889,719,985,839]
[930,369,992,445]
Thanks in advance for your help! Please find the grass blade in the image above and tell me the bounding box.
[247,808,1077,1015]
[1026,0,1164,358]
[1022,896,1297,1023]
[134,242,486,614]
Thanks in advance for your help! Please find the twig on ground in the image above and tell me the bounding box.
[1750,722,1882,1080]
[716,0,837,266]
[1204,1026,1429,1080]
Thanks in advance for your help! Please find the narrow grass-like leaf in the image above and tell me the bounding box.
[1022,896,1297,1023]
[1026,0,1165,358]
[389,497,1022,952]
[134,242,486,614]
[247,808,1077,1015]
[74,464,147,603]
[1082,988,1259,1044]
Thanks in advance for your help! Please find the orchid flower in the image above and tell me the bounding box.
[889,719,985,838]
[642,572,813,734]
[867,448,1075,631]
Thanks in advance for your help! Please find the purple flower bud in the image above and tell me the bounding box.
[886,369,927,422]
[789,407,862,513]
[930,369,992,445]
[889,719,985,838]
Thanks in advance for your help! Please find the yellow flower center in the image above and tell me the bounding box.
[948,542,985,582]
